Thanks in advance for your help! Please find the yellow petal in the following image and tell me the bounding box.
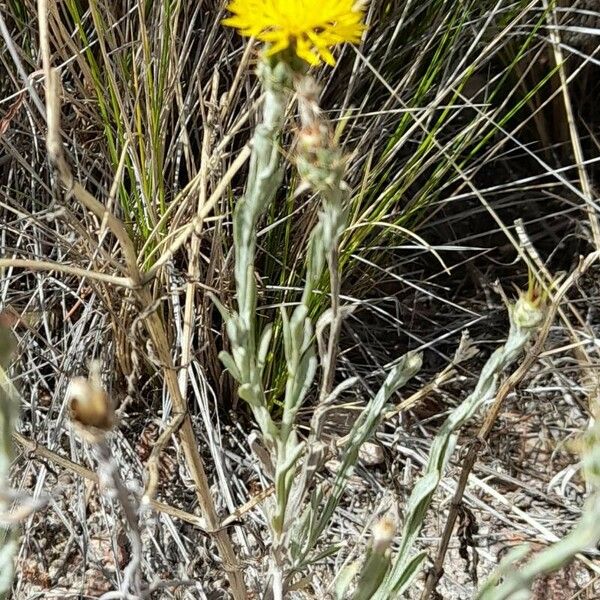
[222,0,366,68]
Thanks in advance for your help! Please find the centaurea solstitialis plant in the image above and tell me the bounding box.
[218,0,422,595]
[372,289,547,598]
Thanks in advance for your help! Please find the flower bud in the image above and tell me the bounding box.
[296,123,345,192]
[372,515,396,554]
[512,290,545,330]
[67,362,114,441]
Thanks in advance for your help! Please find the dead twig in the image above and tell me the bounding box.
[13,430,261,534]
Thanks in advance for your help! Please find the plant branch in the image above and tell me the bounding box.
[420,251,600,599]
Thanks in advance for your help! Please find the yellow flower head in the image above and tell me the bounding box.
[223,0,366,67]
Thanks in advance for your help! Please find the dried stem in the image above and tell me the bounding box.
[12,431,221,531]
[542,0,600,249]
[93,439,143,598]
